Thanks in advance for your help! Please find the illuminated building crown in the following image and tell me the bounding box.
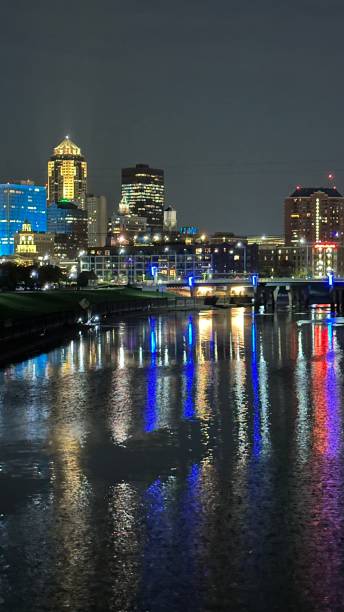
[53,137,81,157]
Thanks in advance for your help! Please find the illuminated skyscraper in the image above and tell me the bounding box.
[48,137,87,209]
[121,164,164,231]
[0,182,46,255]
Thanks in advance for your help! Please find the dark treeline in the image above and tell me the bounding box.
[0,264,98,291]
[0,263,64,291]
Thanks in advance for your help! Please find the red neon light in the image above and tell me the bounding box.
[314,243,337,249]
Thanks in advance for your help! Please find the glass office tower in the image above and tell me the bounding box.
[0,183,47,255]
[121,164,165,232]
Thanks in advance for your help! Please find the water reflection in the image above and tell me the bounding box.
[1,310,344,610]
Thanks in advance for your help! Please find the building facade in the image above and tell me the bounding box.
[80,251,212,284]
[0,182,46,256]
[14,222,54,263]
[164,206,177,231]
[258,242,344,278]
[110,213,147,242]
[247,235,284,246]
[81,237,259,283]
[205,240,258,275]
[284,187,344,245]
[86,195,108,247]
[48,137,87,208]
[121,164,164,231]
[47,202,87,261]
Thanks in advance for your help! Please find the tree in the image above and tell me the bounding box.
[0,263,19,291]
[77,270,97,288]
[38,265,64,287]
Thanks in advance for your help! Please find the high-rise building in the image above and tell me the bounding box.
[48,137,87,209]
[163,206,177,232]
[258,243,344,278]
[86,195,108,247]
[121,164,164,231]
[0,182,46,255]
[47,202,87,260]
[284,187,344,245]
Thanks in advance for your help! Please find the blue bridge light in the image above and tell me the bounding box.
[327,271,335,287]
[251,274,259,287]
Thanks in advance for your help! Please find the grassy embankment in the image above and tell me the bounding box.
[0,288,165,322]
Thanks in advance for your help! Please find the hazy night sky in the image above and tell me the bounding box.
[1,0,344,234]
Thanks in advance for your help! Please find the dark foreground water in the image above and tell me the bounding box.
[1,309,344,611]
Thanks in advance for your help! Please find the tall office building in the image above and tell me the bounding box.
[48,137,87,208]
[86,195,108,247]
[0,182,46,255]
[47,202,87,260]
[285,187,344,245]
[121,164,164,231]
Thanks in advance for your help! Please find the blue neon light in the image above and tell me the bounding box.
[327,271,334,287]
[251,274,259,288]
[188,276,194,288]
[145,319,158,432]
[151,265,158,277]
[188,320,193,346]
[251,321,261,457]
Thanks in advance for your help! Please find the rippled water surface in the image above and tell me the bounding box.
[2,309,344,611]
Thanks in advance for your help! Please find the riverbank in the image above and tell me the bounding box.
[0,287,165,320]
[0,288,164,367]
[0,288,211,367]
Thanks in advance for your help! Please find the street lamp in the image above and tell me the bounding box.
[299,238,310,276]
[236,241,247,274]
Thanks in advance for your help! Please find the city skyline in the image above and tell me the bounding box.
[2,1,344,234]
[1,131,343,239]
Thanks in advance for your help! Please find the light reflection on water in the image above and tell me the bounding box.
[1,309,344,610]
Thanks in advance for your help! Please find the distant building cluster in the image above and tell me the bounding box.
[2,136,344,279]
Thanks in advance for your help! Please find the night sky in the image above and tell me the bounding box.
[1,0,344,234]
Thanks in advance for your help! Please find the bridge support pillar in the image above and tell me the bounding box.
[271,287,279,311]
[286,286,293,309]
[254,286,264,311]
[292,288,302,309]
[303,286,310,310]
[339,289,344,313]
[335,288,344,313]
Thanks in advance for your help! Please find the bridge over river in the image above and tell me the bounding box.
[162,275,344,311]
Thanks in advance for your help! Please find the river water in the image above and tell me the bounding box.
[1,308,344,611]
